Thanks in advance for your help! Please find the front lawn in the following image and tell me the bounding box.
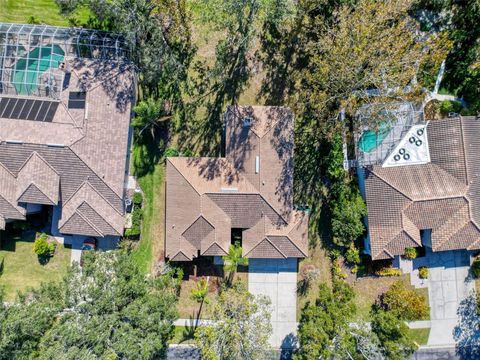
[408,328,430,346]
[0,230,70,301]
[352,274,430,320]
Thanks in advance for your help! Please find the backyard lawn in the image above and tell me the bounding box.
[0,0,90,26]
[0,231,70,301]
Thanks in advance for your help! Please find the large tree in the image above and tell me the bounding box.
[194,282,272,360]
[371,309,417,360]
[0,249,181,360]
[56,0,195,99]
[295,280,357,359]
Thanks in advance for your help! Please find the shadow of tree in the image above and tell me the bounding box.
[454,292,480,359]
[37,255,51,265]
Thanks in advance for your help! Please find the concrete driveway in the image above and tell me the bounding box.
[426,250,474,346]
[248,258,298,350]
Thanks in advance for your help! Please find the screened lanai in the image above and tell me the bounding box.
[0,23,128,99]
[355,102,425,166]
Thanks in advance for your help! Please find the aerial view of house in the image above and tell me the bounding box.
[0,1,479,359]
[0,24,133,243]
[165,105,308,262]
[360,115,480,260]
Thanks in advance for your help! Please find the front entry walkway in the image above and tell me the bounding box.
[248,258,298,349]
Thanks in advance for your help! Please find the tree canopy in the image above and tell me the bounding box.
[194,282,272,360]
[0,249,182,360]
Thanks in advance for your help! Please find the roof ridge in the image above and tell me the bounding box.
[75,209,104,236]
[77,200,121,236]
[167,159,201,196]
[64,147,123,209]
[18,151,61,177]
[432,202,470,251]
[63,180,122,216]
[202,242,228,256]
[466,222,480,250]
[0,194,25,220]
[269,234,308,257]
[458,117,469,184]
[369,169,414,201]
[245,237,286,258]
[171,250,192,261]
[18,182,56,205]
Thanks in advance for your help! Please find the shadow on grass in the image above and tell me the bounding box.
[37,255,51,266]
[131,123,170,178]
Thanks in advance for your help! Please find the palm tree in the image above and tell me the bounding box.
[222,241,248,286]
[190,277,209,326]
[132,98,172,141]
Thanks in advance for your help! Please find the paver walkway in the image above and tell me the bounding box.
[248,258,298,349]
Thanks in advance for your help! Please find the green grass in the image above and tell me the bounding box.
[169,326,196,344]
[132,163,166,273]
[0,231,70,301]
[352,274,430,320]
[408,328,430,346]
[0,0,90,26]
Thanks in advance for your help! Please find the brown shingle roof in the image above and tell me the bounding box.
[0,57,133,237]
[165,106,308,261]
[16,152,60,205]
[364,117,480,259]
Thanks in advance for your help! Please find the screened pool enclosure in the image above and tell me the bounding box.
[0,23,128,99]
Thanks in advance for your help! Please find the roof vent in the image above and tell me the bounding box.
[47,143,65,148]
[255,156,260,174]
[242,116,252,128]
[221,187,238,193]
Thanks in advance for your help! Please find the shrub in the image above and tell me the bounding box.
[439,100,463,116]
[332,260,347,279]
[33,233,56,257]
[125,207,143,239]
[418,266,429,279]
[164,147,179,157]
[403,247,417,260]
[472,258,480,278]
[132,192,143,206]
[382,280,429,321]
[375,267,402,277]
[344,246,361,265]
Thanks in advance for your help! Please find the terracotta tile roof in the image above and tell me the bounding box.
[165,106,308,261]
[0,58,133,237]
[364,117,480,259]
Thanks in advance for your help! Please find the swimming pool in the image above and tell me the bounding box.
[12,44,65,95]
[358,123,390,153]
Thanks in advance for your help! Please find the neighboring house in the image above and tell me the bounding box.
[165,105,308,261]
[0,24,134,241]
[360,115,480,260]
